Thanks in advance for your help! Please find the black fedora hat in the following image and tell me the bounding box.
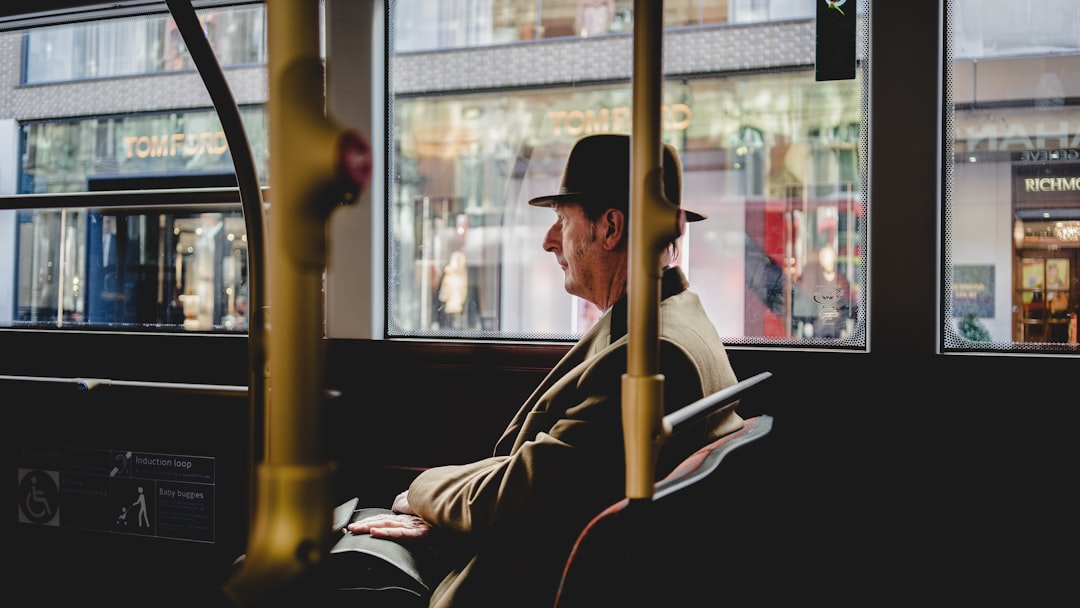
[528,133,706,222]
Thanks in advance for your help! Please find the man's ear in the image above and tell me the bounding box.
[602,209,625,250]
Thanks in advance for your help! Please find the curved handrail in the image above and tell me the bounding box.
[164,0,269,526]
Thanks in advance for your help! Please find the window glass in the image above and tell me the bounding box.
[394,0,815,53]
[945,0,1080,351]
[6,106,266,331]
[1,3,269,332]
[387,1,867,344]
[12,206,248,331]
[23,4,266,84]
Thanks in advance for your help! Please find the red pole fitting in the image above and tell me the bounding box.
[338,129,372,197]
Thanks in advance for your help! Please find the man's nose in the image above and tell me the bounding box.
[542,225,560,252]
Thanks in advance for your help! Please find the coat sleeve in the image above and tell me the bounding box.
[406,349,629,537]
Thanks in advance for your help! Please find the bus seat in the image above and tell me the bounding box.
[553,413,775,608]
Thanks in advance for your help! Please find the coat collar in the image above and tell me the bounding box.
[607,265,690,343]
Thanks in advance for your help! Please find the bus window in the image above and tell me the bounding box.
[945,0,1080,351]
[385,2,868,346]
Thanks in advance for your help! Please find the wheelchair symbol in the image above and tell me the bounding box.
[18,470,59,525]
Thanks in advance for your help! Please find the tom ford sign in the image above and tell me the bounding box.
[122,132,229,159]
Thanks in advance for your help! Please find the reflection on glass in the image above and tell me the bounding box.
[10,208,248,332]
[389,70,866,344]
[24,4,267,84]
[393,0,815,53]
[947,0,1080,349]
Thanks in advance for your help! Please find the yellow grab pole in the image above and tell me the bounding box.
[623,0,681,501]
[224,1,371,605]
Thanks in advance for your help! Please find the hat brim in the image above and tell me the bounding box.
[526,192,577,208]
[528,192,707,222]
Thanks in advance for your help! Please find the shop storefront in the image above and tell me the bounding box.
[952,98,1080,346]
[14,108,265,328]
[1012,161,1080,343]
[389,71,865,341]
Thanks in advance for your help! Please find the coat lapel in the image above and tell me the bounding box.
[492,312,613,454]
[491,266,691,455]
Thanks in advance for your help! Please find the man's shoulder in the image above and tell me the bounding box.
[659,291,720,338]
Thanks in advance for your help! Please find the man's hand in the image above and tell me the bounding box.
[346,512,431,540]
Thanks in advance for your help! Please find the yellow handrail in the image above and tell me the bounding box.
[223,1,371,605]
[623,0,681,501]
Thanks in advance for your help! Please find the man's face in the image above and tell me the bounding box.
[542,202,604,303]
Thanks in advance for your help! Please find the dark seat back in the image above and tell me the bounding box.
[553,412,774,607]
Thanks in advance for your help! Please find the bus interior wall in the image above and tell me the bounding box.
[7,335,1075,605]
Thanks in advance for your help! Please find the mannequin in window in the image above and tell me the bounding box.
[438,251,468,329]
[766,135,802,200]
[794,244,853,338]
[1047,261,1068,314]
